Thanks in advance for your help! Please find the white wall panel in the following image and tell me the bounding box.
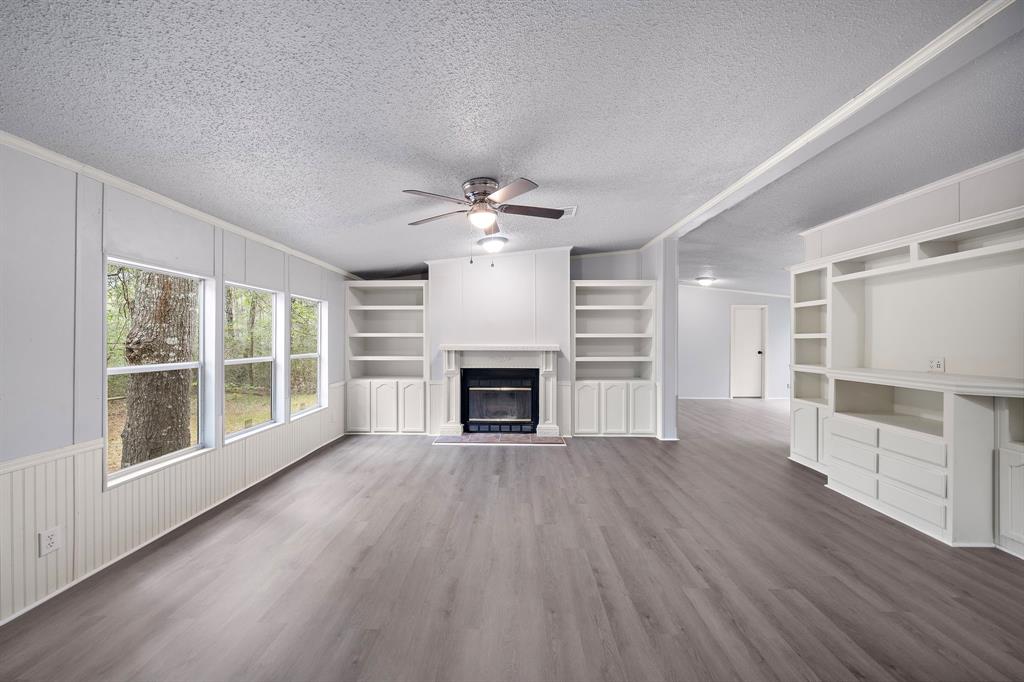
[0,146,77,461]
[327,274,347,383]
[289,255,324,299]
[427,248,571,381]
[103,187,216,276]
[246,239,286,292]
[223,230,246,283]
[570,251,642,280]
[74,176,105,443]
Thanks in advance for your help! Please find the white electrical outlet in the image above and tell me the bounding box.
[38,526,62,557]
[928,357,946,373]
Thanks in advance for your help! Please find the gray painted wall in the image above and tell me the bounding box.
[570,251,642,280]
[677,285,790,400]
[0,143,344,462]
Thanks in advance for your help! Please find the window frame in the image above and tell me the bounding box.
[223,282,278,441]
[289,294,322,418]
[104,257,206,482]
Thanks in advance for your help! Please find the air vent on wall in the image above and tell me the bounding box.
[560,205,578,218]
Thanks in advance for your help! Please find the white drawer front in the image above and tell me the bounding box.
[829,418,877,447]
[878,429,946,467]
[830,462,878,498]
[878,453,947,498]
[829,435,877,472]
[879,481,947,529]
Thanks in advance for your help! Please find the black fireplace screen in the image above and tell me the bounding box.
[461,368,539,433]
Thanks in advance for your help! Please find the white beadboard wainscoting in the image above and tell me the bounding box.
[0,382,345,626]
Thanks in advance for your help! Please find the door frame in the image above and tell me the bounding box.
[729,304,767,399]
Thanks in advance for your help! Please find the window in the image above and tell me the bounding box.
[106,261,202,475]
[290,296,320,415]
[224,285,275,437]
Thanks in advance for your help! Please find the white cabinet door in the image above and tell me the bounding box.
[998,447,1024,549]
[600,381,629,435]
[398,380,425,433]
[574,381,600,435]
[346,380,371,433]
[371,380,398,433]
[792,404,818,461]
[629,381,656,435]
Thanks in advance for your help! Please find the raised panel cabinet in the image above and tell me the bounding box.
[600,381,629,435]
[792,403,818,462]
[998,447,1024,552]
[575,381,600,435]
[346,380,371,432]
[398,380,425,433]
[629,381,656,435]
[371,380,398,433]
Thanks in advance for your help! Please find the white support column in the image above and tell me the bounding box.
[537,349,560,437]
[439,349,462,436]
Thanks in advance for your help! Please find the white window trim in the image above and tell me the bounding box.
[223,283,278,438]
[104,257,206,482]
[289,295,323,417]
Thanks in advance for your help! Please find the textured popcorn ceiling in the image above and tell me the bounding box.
[680,31,1024,295]
[0,1,982,276]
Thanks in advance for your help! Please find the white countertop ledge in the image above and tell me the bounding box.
[439,344,561,352]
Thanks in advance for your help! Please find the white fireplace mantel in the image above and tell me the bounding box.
[438,345,562,437]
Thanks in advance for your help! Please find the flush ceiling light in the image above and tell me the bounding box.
[467,203,498,229]
[477,228,508,253]
[695,276,716,287]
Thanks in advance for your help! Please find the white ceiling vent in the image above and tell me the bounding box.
[560,205,578,218]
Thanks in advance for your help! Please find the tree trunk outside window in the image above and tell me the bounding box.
[121,271,197,466]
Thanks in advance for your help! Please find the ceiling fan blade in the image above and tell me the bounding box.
[408,210,467,226]
[487,177,538,204]
[402,189,470,206]
[497,204,565,220]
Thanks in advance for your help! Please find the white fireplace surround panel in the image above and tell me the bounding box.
[438,344,561,437]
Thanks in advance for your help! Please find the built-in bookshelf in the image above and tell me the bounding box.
[573,281,655,381]
[571,281,658,437]
[345,281,428,380]
[788,152,1024,552]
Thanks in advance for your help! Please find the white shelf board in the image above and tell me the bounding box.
[575,356,652,362]
[575,333,652,339]
[349,356,424,362]
[346,281,425,289]
[835,411,944,438]
[348,305,424,311]
[348,333,424,338]
[831,239,1024,283]
[793,333,828,339]
[791,364,828,374]
[792,396,829,408]
[793,299,827,308]
[829,367,1024,398]
[575,305,653,311]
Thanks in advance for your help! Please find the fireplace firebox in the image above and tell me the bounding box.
[460,368,539,433]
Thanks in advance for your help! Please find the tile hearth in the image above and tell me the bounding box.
[433,434,566,446]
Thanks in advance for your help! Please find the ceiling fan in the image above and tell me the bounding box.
[403,177,565,253]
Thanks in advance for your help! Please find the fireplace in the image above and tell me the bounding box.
[460,368,539,433]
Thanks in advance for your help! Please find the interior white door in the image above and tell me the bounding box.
[731,306,765,398]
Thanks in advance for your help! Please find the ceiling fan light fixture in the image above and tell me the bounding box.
[695,276,716,287]
[477,233,508,254]
[467,203,498,229]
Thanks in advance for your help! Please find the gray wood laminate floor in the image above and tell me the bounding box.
[2,399,1023,681]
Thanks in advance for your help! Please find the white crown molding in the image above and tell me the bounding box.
[643,0,1024,250]
[0,130,359,280]
[678,283,789,299]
